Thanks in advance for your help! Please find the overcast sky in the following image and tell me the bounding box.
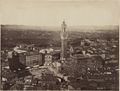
[1,0,119,26]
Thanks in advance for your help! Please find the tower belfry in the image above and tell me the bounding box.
[60,21,68,61]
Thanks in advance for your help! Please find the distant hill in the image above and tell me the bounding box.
[1,25,119,49]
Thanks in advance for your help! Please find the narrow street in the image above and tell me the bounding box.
[47,65,68,81]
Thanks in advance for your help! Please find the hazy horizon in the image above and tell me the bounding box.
[1,24,119,32]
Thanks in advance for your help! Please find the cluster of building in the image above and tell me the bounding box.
[1,21,119,90]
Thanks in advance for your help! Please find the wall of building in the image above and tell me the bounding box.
[26,54,43,67]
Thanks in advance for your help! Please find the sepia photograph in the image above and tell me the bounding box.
[0,0,119,90]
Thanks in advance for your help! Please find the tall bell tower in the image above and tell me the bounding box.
[60,21,68,61]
